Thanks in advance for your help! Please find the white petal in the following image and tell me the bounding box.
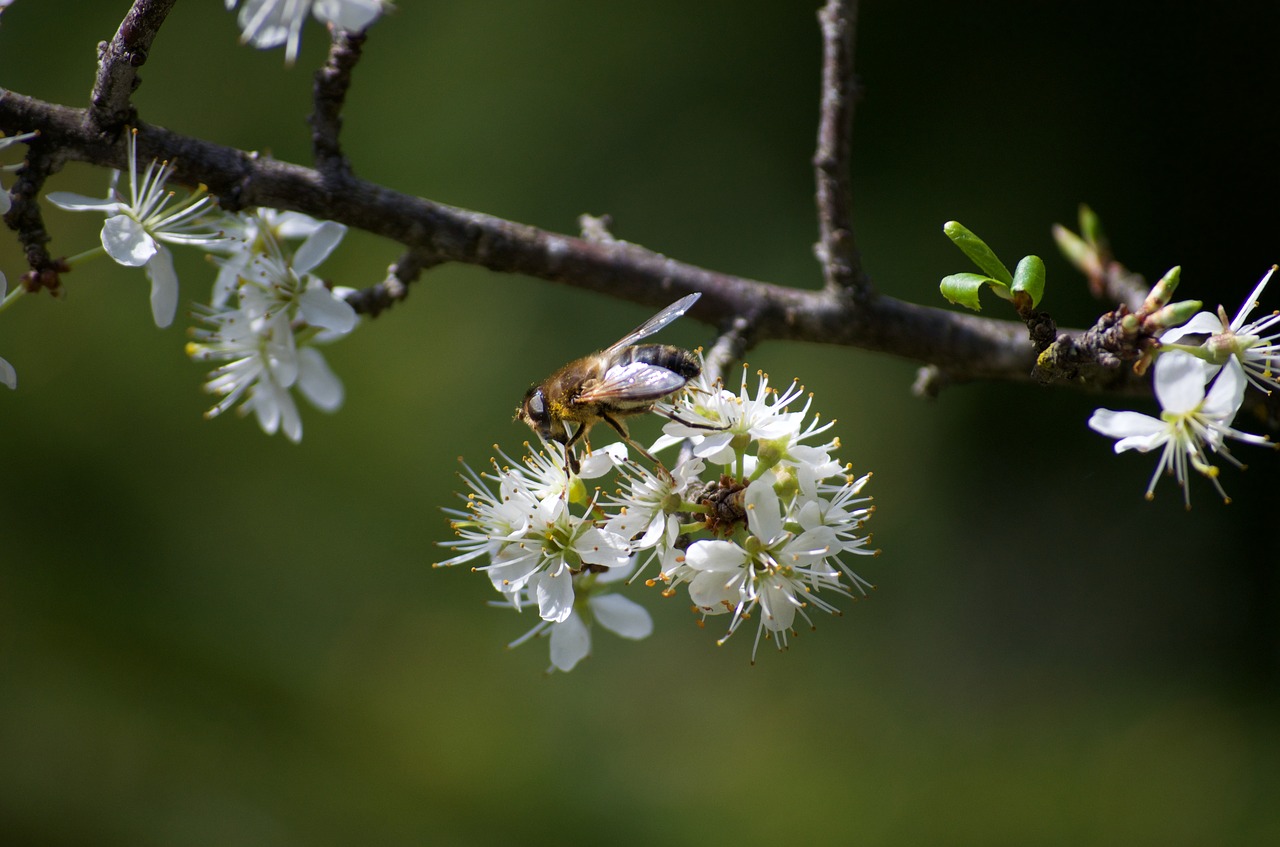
[101,215,156,267]
[270,211,326,239]
[278,390,303,442]
[1230,266,1275,331]
[291,220,346,276]
[144,246,178,328]
[589,594,653,640]
[237,0,294,48]
[1112,431,1169,454]
[684,539,747,573]
[296,346,344,412]
[250,380,282,435]
[535,567,575,623]
[759,579,798,632]
[312,0,385,31]
[1088,408,1163,442]
[548,613,591,672]
[577,442,625,479]
[575,527,631,569]
[688,569,740,613]
[744,477,784,545]
[45,191,119,212]
[1160,311,1222,344]
[0,356,16,390]
[1153,351,1207,413]
[298,279,357,334]
[1202,359,1247,421]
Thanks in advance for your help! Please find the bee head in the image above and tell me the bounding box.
[517,386,557,443]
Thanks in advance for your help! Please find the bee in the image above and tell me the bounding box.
[517,292,704,473]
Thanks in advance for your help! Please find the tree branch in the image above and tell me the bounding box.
[1,85,1147,392]
[88,0,178,134]
[813,0,867,296]
[309,28,365,180]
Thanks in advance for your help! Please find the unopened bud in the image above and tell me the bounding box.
[1141,266,1181,313]
[1052,224,1093,275]
[1148,298,1202,331]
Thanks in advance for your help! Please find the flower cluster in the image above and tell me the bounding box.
[35,127,360,441]
[438,364,879,671]
[186,212,357,443]
[1089,267,1278,506]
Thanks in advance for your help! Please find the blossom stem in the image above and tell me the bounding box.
[62,246,107,268]
[0,284,25,315]
[1157,342,1214,361]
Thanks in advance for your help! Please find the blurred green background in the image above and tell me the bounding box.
[3,1,1279,844]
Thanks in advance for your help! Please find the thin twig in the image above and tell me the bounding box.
[813,0,867,296]
[3,135,66,294]
[343,248,441,317]
[88,0,178,134]
[310,29,366,180]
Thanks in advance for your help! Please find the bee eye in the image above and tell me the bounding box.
[526,389,546,420]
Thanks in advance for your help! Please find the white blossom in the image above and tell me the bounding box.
[227,0,389,65]
[1089,351,1272,507]
[47,130,222,328]
[499,563,653,673]
[186,214,354,441]
[677,478,856,661]
[1161,265,1280,395]
[437,453,632,624]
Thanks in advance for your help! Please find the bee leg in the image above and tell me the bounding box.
[654,408,729,432]
[601,412,671,479]
[562,424,586,476]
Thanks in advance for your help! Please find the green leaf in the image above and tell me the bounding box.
[943,221,1013,285]
[1012,255,1046,307]
[940,273,1001,311]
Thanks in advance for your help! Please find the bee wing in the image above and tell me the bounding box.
[575,361,689,405]
[604,292,701,351]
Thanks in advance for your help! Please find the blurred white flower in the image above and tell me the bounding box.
[208,209,330,307]
[1,130,38,215]
[227,0,390,65]
[0,271,15,389]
